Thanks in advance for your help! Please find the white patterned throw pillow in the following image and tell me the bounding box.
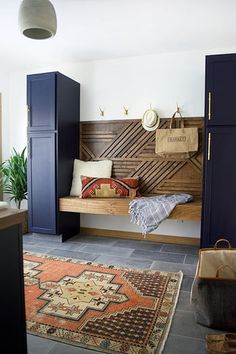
[69,159,113,197]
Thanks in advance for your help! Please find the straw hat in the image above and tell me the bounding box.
[142,109,160,131]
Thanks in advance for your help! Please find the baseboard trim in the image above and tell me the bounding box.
[80,227,200,246]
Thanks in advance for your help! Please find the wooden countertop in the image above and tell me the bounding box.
[0,208,26,230]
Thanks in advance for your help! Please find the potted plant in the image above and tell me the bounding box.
[0,147,27,209]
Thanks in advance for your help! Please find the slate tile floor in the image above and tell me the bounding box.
[23,233,219,354]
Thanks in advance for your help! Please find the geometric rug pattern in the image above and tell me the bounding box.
[24,252,183,354]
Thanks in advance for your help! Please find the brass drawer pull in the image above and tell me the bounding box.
[208,92,212,120]
[208,132,211,161]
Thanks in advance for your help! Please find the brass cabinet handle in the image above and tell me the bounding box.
[207,132,211,161]
[27,105,30,127]
[208,92,212,120]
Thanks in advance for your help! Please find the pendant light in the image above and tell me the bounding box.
[18,0,57,40]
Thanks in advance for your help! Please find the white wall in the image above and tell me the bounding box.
[4,47,236,237]
[0,71,10,161]
[80,50,205,121]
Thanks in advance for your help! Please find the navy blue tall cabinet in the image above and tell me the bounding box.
[201,54,236,247]
[27,72,80,241]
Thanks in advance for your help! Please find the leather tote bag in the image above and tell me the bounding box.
[191,239,236,331]
[155,110,198,159]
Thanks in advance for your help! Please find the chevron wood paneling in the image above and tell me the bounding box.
[80,118,203,197]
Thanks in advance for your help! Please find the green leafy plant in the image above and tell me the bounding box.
[0,147,27,209]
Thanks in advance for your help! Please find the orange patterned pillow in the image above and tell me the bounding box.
[81,176,141,198]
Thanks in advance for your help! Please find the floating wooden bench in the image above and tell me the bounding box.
[59,196,201,221]
[59,117,203,231]
[71,117,203,222]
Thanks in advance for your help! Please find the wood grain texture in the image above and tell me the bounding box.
[80,227,200,246]
[80,118,203,197]
[0,208,26,230]
[59,118,203,221]
[59,196,201,220]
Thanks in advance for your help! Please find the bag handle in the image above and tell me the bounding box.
[216,264,236,278]
[214,238,232,249]
[170,107,185,129]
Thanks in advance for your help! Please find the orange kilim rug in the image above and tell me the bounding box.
[24,252,183,354]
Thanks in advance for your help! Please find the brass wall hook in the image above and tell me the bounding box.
[176,103,181,114]
[99,106,104,117]
[123,106,128,116]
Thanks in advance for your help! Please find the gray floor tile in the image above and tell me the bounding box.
[161,244,199,255]
[50,241,86,251]
[27,334,55,354]
[182,276,194,291]
[69,234,117,245]
[131,249,185,263]
[34,240,62,248]
[47,248,98,261]
[151,260,197,276]
[31,233,62,242]
[177,291,192,312]
[23,233,34,237]
[23,239,37,245]
[63,242,87,250]
[114,239,163,251]
[81,244,133,256]
[96,254,153,269]
[185,254,199,265]
[23,245,52,254]
[163,334,207,354]
[170,310,222,339]
[48,342,97,354]
[23,234,38,242]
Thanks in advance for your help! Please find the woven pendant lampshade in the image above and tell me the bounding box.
[18,0,57,39]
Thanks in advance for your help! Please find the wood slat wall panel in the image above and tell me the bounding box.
[80,118,203,197]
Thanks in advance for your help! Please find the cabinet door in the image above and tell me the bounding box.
[205,54,236,126]
[27,132,57,234]
[27,73,56,131]
[201,127,236,247]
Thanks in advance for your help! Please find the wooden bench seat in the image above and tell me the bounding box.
[59,196,202,221]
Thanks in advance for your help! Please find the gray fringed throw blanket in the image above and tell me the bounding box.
[129,194,193,235]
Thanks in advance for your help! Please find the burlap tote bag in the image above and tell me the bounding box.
[155,110,198,159]
[191,239,236,331]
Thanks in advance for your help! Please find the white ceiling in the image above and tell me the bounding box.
[1,0,236,71]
